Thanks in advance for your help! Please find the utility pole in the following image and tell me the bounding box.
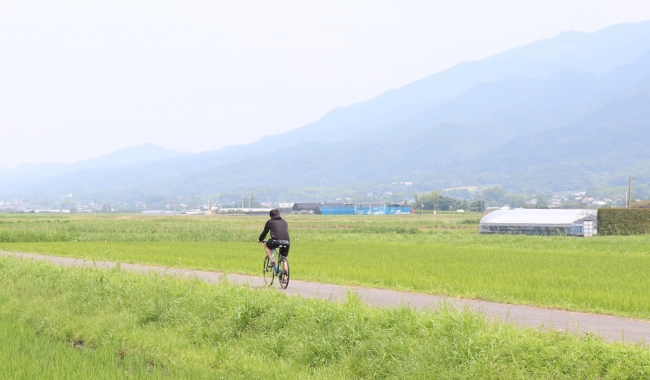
[628,175,636,209]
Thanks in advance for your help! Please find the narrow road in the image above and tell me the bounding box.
[2,250,649,345]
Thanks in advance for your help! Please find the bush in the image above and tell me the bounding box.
[597,209,650,235]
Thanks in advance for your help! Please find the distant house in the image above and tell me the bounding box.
[292,203,322,214]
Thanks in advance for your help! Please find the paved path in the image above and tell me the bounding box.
[2,250,649,345]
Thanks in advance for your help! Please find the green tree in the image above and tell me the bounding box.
[481,187,507,202]
[470,200,486,212]
[414,191,468,211]
[504,194,527,208]
[248,196,263,208]
[414,191,439,210]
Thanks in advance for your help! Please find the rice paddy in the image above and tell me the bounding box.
[1,213,649,319]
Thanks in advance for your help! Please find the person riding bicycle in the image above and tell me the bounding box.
[258,209,290,268]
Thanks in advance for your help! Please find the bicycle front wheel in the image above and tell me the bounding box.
[263,256,275,286]
[278,256,290,289]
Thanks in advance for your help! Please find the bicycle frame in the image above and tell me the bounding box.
[270,248,282,275]
[261,240,290,289]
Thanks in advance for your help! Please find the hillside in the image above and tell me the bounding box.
[459,91,650,192]
[147,49,650,194]
[2,21,650,201]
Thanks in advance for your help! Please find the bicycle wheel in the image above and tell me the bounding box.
[263,256,275,286]
[278,256,290,289]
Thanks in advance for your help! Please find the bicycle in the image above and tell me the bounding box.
[260,241,290,289]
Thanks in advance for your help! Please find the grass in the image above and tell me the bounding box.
[1,256,650,379]
[2,213,650,319]
[0,317,177,379]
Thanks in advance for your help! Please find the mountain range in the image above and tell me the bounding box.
[2,21,650,202]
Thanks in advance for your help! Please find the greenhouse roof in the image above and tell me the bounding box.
[479,209,595,227]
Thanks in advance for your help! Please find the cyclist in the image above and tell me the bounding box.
[258,209,290,270]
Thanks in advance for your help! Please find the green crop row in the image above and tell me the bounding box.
[598,208,650,235]
[4,236,650,319]
[0,214,473,243]
[1,256,649,379]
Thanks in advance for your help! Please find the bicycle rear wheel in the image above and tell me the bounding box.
[278,256,290,289]
[263,256,275,286]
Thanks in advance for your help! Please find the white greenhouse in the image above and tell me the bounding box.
[479,209,597,236]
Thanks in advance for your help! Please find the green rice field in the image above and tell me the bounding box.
[1,213,650,319]
[1,256,649,379]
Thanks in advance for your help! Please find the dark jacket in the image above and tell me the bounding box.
[259,215,290,242]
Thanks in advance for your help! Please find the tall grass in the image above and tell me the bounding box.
[1,256,649,379]
[0,317,186,379]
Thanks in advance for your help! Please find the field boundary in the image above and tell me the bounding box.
[2,250,650,345]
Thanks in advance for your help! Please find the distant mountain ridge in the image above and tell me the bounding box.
[249,22,650,149]
[0,144,187,180]
[73,144,188,170]
[2,21,650,201]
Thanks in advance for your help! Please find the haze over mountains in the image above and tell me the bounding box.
[2,21,650,202]
[0,144,188,180]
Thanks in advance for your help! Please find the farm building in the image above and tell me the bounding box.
[292,203,322,214]
[479,209,597,236]
[317,203,413,215]
[292,203,414,215]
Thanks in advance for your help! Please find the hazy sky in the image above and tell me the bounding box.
[2,0,650,168]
